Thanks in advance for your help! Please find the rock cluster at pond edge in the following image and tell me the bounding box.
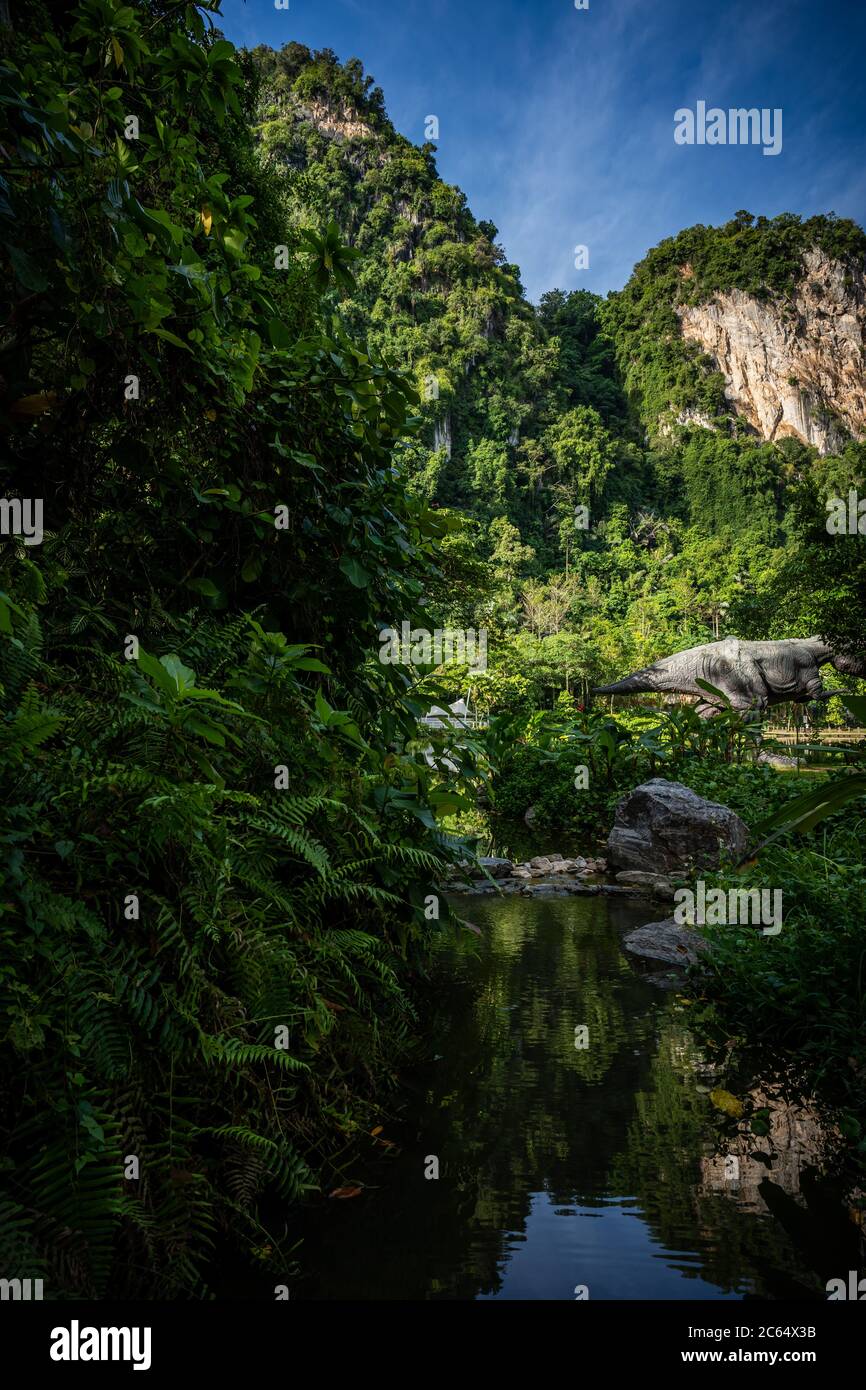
[442,852,662,897]
[443,853,681,900]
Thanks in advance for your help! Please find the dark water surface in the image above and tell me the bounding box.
[293,893,858,1300]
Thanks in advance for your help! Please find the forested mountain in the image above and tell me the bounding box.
[248,43,866,711]
[248,44,641,549]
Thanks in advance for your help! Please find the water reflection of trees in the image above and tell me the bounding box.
[298,896,855,1299]
[405,895,665,1297]
[606,1025,851,1298]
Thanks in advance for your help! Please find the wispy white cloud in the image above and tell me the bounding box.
[218,0,866,300]
[459,0,866,298]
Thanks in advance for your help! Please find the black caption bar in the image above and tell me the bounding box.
[4,1297,862,1376]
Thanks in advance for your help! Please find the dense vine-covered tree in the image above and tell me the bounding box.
[0,0,482,1297]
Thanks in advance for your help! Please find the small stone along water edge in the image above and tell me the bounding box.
[289,891,860,1300]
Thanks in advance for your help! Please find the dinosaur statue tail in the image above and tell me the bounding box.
[593,673,657,696]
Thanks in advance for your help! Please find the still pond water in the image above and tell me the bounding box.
[293,893,858,1300]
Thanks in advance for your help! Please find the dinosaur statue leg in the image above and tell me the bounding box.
[694,696,767,721]
[695,700,723,720]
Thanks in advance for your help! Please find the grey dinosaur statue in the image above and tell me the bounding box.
[594,636,865,717]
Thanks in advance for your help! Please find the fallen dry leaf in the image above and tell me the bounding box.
[9,392,58,417]
[709,1088,744,1119]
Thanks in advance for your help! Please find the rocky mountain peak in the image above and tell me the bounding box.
[676,247,866,454]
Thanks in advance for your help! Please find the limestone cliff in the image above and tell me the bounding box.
[677,249,866,454]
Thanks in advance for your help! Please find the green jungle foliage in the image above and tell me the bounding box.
[0,0,484,1297]
[1,4,865,1298]
[487,703,810,837]
[695,808,866,1151]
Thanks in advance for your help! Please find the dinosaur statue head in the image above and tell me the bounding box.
[831,650,866,678]
[809,636,866,678]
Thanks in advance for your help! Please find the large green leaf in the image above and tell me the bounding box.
[339,555,370,588]
[750,773,866,856]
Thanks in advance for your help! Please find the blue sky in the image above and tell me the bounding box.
[217,0,866,302]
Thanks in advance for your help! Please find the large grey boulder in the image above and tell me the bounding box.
[474,857,513,879]
[608,778,749,874]
[622,918,711,968]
